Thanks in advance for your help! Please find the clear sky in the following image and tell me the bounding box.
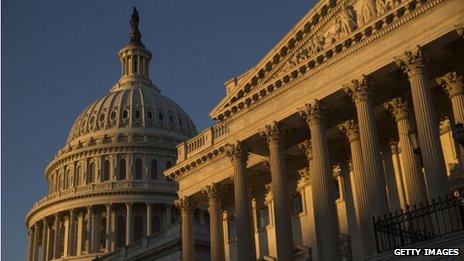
[2,0,316,259]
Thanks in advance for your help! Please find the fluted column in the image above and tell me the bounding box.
[53,213,61,258]
[385,98,428,206]
[338,120,374,257]
[41,219,49,260]
[32,222,40,261]
[176,197,195,261]
[395,46,449,200]
[68,209,76,256]
[204,183,225,261]
[437,71,464,165]
[126,202,133,246]
[344,75,390,219]
[259,122,294,261]
[85,206,92,253]
[299,100,341,261]
[225,141,256,261]
[105,204,111,252]
[146,203,153,237]
[389,142,408,210]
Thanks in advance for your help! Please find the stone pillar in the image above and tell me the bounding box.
[338,120,377,256]
[41,219,49,261]
[27,228,33,261]
[437,71,464,164]
[259,122,294,261]
[204,183,225,261]
[225,141,256,261]
[385,98,428,206]
[299,100,341,260]
[389,142,408,210]
[344,75,390,218]
[111,209,116,251]
[53,213,61,259]
[32,223,40,261]
[85,206,92,253]
[395,46,449,200]
[68,209,76,256]
[126,202,133,245]
[176,197,195,261]
[146,203,153,237]
[105,204,111,252]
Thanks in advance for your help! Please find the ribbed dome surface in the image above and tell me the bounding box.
[67,85,197,143]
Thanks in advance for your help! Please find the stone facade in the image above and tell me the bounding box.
[165,0,464,260]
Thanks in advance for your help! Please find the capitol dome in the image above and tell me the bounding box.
[25,8,210,261]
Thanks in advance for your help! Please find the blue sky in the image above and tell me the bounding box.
[2,0,315,259]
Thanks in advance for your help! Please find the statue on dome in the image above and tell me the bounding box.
[129,7,142,44]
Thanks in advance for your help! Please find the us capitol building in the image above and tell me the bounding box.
[27,0,464,260]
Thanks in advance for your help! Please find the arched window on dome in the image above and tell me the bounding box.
[152,214,161,234]
[134,159,142,180]
[116,216,126,248]
[134,215,144,242]
[63,169,69,190]
[76,165,82,186]
[118,159,126,180]
[150,159,158,180]
[87,162,95,184]
[102,159,110,182]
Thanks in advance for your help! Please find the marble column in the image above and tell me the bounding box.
[389,142,408,210]
[105,204,111,252]
[126,202,133,246]
[259,122,294,261]
[42,219,49,261]
[338,120,374,257]
[225,141,256,261]
[85,206,92,253]
[385,98,428,206]
[299,100,341,260]
[437,71,464,165]
[68,209,76,256]
[147,203,153,237]
[27,228,33,261]
[204,183,225,261]
[53,213,61,259]
[176,197,195,261]
[395,46,449,200]
[344,75,390,218]
[32,223,40,261]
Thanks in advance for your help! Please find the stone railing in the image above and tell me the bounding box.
[176,123,228,162]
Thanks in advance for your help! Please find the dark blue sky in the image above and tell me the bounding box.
[2,0,315,259]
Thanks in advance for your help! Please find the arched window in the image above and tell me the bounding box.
[76,166,82,186]
[134,215,144,242]
[64,169,69,189]
[150,159,158,180]
[118,159,126,180]
[116,216,126,248]
[87,162,95,183]
[102,159,110,182]
[134,159,142,180]
[152,215,161,233]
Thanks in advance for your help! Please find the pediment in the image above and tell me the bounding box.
[210,0,403,121]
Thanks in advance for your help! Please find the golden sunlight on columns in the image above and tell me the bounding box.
[225,141,256,261]
[385,97,428,206]
[126,202,133,246]
[68,209,76,256]
[85,207,92,253]
[176,197,195,261]
[105,204,112,252]
[259,122,295,261]
[203,183,225,261]
[54,213,61,258]
[32,223,40,261]
[41,219,49,261]
[299,100,341,261]
[344,76,390,219]
[146,203,153,237]
[395,46,450,200]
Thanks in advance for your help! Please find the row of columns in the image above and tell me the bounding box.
[27,203,173,261]
[176,47,462,261]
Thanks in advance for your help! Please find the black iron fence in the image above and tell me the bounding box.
[373,188,464,253]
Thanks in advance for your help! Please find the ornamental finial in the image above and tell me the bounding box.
[129,7,142,45]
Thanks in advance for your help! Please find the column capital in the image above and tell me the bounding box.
[264,184,273,204]
[395,45,428,77]
[389,140,400,154]
[297,167,311,189]
[203,182,222,201]
[343,75,373,104]
[225,141,249,164]
[298,139,313,160]
[436,71,464,99]
[384,97,409,121]
[259,121,284,144]
[338,119,360,142]
[299,99,326,125]
[125,202,133,208]
[175,197,195,214]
